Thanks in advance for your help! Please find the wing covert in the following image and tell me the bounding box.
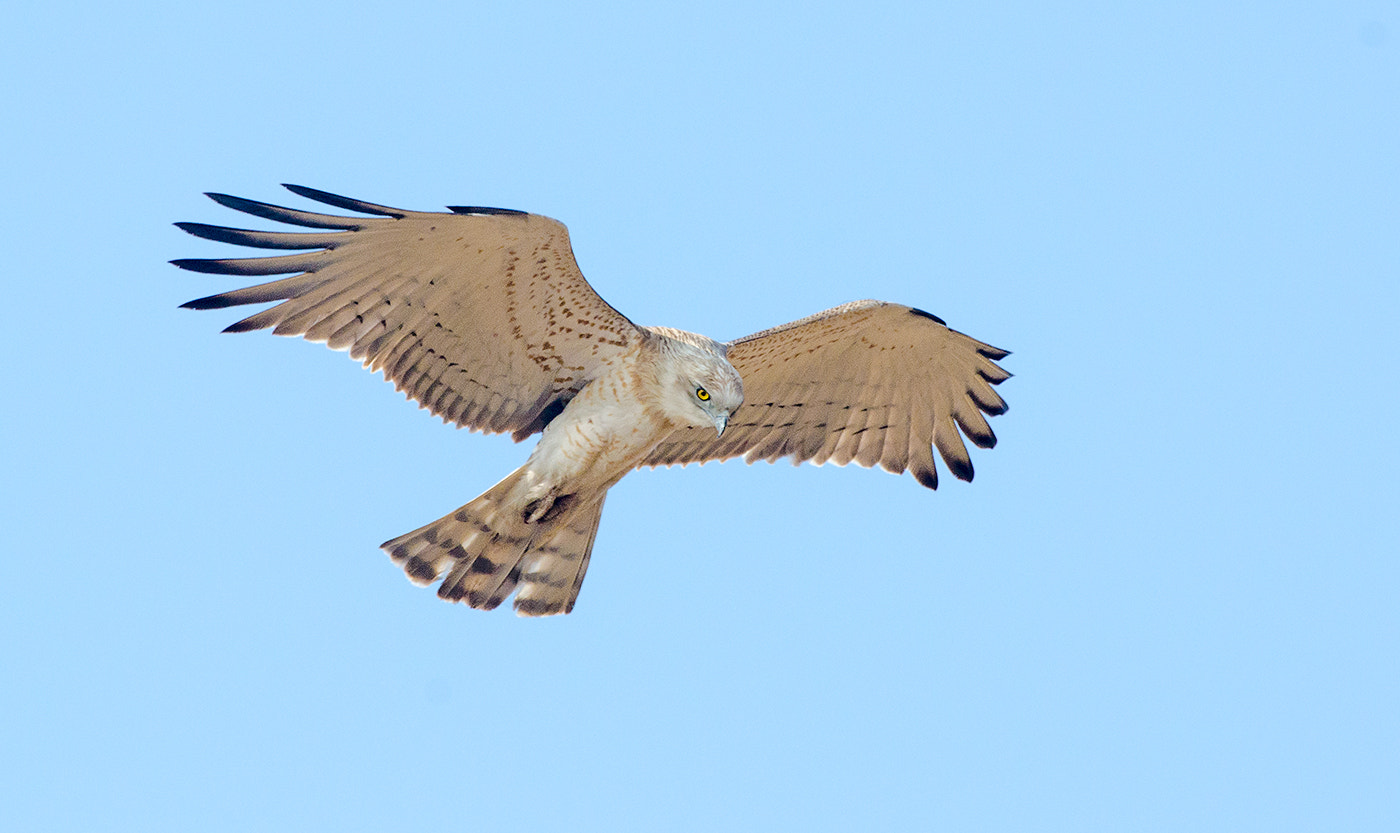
[174,185,642,440]
[641,300,1010,488]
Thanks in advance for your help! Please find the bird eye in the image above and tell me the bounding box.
[696,387,710,401]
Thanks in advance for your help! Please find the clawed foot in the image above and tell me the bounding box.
[522,491,575,524]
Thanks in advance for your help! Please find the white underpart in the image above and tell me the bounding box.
[519,350,670,509]
[514,332,742,516]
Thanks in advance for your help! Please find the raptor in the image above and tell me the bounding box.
[174,185,1011,615]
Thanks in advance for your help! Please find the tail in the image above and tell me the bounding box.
[380,466,606,616]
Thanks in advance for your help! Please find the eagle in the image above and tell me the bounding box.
[174,185,1011,615]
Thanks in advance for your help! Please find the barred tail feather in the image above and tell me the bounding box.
[380,467,606,616]
[513,495,605,616]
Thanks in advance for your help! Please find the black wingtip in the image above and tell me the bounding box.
[913,466,939,490]
[447,205,528,216]
[204,191,287,219]
[179,293,230,311]
[947,457,975,483]
[980,398,1009,417]
[910,307,947,326]
[170,258,224,274]
[173,221,236,244]
[204,191,244,209]
[281,184,402,217]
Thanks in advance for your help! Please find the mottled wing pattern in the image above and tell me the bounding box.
[642,300,1010,488]
[173,185,641,440]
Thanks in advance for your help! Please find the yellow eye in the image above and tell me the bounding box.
[696,387,710,401]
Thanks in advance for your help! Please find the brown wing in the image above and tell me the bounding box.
[174,185,641,440]
[641,300,1010,488]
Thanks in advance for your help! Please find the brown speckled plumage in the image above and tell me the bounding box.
[175,186,1011,615]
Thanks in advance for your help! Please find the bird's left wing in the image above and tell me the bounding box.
[174,185,642,440]
[641,300,1010,488]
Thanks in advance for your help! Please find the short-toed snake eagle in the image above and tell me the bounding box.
[174,185,1011,615]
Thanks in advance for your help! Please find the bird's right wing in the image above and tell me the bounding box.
[641,300,1010,488]
[174,185,643,440]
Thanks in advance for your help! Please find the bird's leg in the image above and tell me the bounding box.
[521,483,576,524]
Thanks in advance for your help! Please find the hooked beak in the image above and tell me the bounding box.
[713,411,730,438]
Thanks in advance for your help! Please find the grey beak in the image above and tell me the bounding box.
[713,411,730,438]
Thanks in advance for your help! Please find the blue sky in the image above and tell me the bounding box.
[2,1,1397,830]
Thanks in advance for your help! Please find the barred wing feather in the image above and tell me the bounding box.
[641,300,1010,488]
[173,185,641,441]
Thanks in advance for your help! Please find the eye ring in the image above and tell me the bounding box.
[696,387,710,401]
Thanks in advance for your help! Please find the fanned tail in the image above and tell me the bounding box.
[380,467,606,616]
[512,496,605,616]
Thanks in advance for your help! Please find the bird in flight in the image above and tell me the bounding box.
[174,185,1011,616]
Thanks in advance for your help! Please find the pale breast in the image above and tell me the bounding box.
[525,346,673,494]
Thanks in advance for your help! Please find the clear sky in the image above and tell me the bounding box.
[2,1,1397,830]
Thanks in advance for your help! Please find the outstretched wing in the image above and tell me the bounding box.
[641,300,1010,488]
[174,185,642,440]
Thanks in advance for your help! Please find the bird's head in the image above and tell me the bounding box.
[648,327,745,437]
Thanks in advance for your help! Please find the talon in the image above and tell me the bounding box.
[523,493,574,524]
[523,497,551,524]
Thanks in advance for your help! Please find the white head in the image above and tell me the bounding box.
[648,327,745,436]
